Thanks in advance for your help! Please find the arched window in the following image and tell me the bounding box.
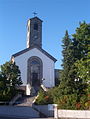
[30,60,40,74]
[34,23,38,30]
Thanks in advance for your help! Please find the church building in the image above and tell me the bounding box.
[11,17,57,95]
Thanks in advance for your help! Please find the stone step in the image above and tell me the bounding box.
[14,96,36,106]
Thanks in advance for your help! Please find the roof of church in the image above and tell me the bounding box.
[12,46,57,62]
[29,17,43,22]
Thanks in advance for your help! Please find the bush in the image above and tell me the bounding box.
[0,87,24,103]
[35,87,61,105]
[35,87,90,110]
[0,87,17,102]
[35,88,54,105]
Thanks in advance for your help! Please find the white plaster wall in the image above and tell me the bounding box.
[57,110,90,119]
[14,48,55,87]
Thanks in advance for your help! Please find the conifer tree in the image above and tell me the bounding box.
[59,22,90,109]
[60,30,74,94]
[73,22,90,88]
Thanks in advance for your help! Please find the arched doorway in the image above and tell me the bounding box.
[27,56,43,92]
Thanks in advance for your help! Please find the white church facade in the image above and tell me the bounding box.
[11,17,57,95]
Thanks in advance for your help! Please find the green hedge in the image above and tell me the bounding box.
[35,87,90,110]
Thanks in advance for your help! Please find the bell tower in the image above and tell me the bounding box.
[27,17,42,48]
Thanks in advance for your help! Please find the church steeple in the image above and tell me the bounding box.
[27,17,43,48]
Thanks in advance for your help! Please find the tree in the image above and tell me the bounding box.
[0,61,22,101]
[58,22,90,109]
[73,22,90,94]
[60,30,75,95]
[73,22,90,82]
[0,61,22,87]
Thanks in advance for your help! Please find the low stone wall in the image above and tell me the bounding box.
[33,105,48,116]
[0,106,39,118]
[54,108,90,119]
[33,104,54,117]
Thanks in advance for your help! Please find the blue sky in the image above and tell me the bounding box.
[0,0,90,69]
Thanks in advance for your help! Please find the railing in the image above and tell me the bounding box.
[41,84,48,92]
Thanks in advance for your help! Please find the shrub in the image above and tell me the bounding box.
[35,88,54,105]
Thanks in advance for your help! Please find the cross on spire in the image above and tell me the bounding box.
[33,12,37,17]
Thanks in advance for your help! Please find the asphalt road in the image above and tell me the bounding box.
[0,116,53,119]
[0,117,31,119]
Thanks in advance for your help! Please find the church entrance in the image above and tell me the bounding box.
[32,72,38,86]
[27,56,43,93]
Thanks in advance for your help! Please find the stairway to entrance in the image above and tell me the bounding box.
[13,95,47,118]
[14,95,36,106]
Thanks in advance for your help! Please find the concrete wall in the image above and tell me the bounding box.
[14,48,55,88]
[0,106,39,118]
[33,105,48,116]
[55,109,90,119]
[32,104,54,117]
